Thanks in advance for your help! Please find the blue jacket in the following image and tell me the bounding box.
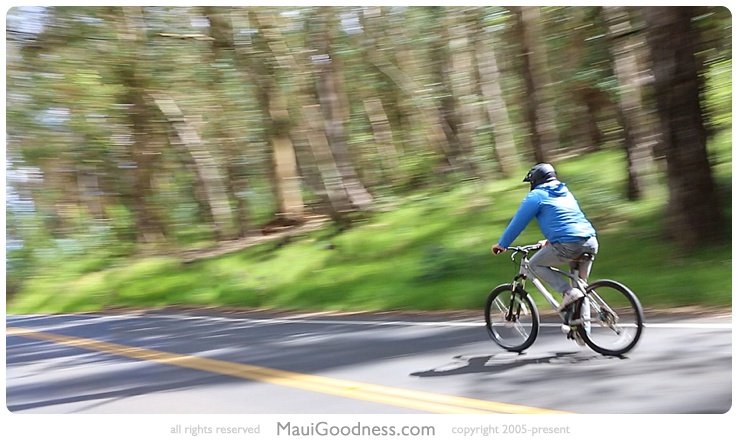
[498,181,596,248]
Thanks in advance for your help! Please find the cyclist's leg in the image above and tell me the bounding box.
[532,239,597,309]
[574,237,599,281]
[567,252,592,334]
[569,238,598,334]
[528,243,571,294]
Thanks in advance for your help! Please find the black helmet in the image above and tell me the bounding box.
[523,163,557,190]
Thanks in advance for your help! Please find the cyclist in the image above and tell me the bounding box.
[491,163,599,314]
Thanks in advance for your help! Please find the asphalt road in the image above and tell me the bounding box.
[5,308,732,415]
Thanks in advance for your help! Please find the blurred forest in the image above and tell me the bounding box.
[5,6,732,299]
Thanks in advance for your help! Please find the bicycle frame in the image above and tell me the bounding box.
[510,250,589,323]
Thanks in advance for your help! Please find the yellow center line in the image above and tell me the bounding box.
[7,326,569,414]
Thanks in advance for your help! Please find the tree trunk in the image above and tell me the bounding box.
[279,8,358,223]
[511,6,559,163]
[116,7,167,245]
[362,97,400,183]
[314,8,374,210]
[299,103,353,222]
[603,6,656,201]
[643,7,723,250]
[472,10,520,176]
[204,6,250,238]
[563,7,600,154]
[430,7,473,177]
[249,10,305,220]
[149,92,235,240]
[359,8,467,176]
[446,8,483,177]
[203,8,307,224]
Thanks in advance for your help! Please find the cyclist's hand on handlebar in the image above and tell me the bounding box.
[492,244,506,255]
[536,239,549,248]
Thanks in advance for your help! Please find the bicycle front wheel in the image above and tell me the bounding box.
[484,284,539,353]
[576,279,644,356]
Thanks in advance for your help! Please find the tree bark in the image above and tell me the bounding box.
[116,6,167,244]
[603,6,656,201]
[363,97,400,181]
[313,8,374,209]
[643,7,723,250]
[472,10,520,176]
[204,6,250,238]
[149,92,235,240]
[359,7,469,176]
[430,7,473,176]
[511,6,559,163]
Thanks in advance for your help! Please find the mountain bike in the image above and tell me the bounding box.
[485,244,644,356]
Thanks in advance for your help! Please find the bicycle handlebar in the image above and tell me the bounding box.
[507,244,542,253]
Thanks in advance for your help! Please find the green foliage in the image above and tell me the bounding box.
[704,59,732,133]
[7,145,732,315]
[5,6,732,315]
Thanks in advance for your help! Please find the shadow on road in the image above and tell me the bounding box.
[410,351,624,377]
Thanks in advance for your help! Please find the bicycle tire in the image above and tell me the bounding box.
[575,279,644,356]
[484,284,540,353]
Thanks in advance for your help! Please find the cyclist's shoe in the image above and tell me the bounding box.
[566,328,587,347]
[573,331,586,347]
[558,288,584,313]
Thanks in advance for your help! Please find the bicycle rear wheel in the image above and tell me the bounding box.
[484,284,539,353]
[576,279,644,356]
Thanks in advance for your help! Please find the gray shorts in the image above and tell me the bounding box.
[529,237,599,294]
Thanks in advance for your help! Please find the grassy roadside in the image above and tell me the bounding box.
[6,147,732,316]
